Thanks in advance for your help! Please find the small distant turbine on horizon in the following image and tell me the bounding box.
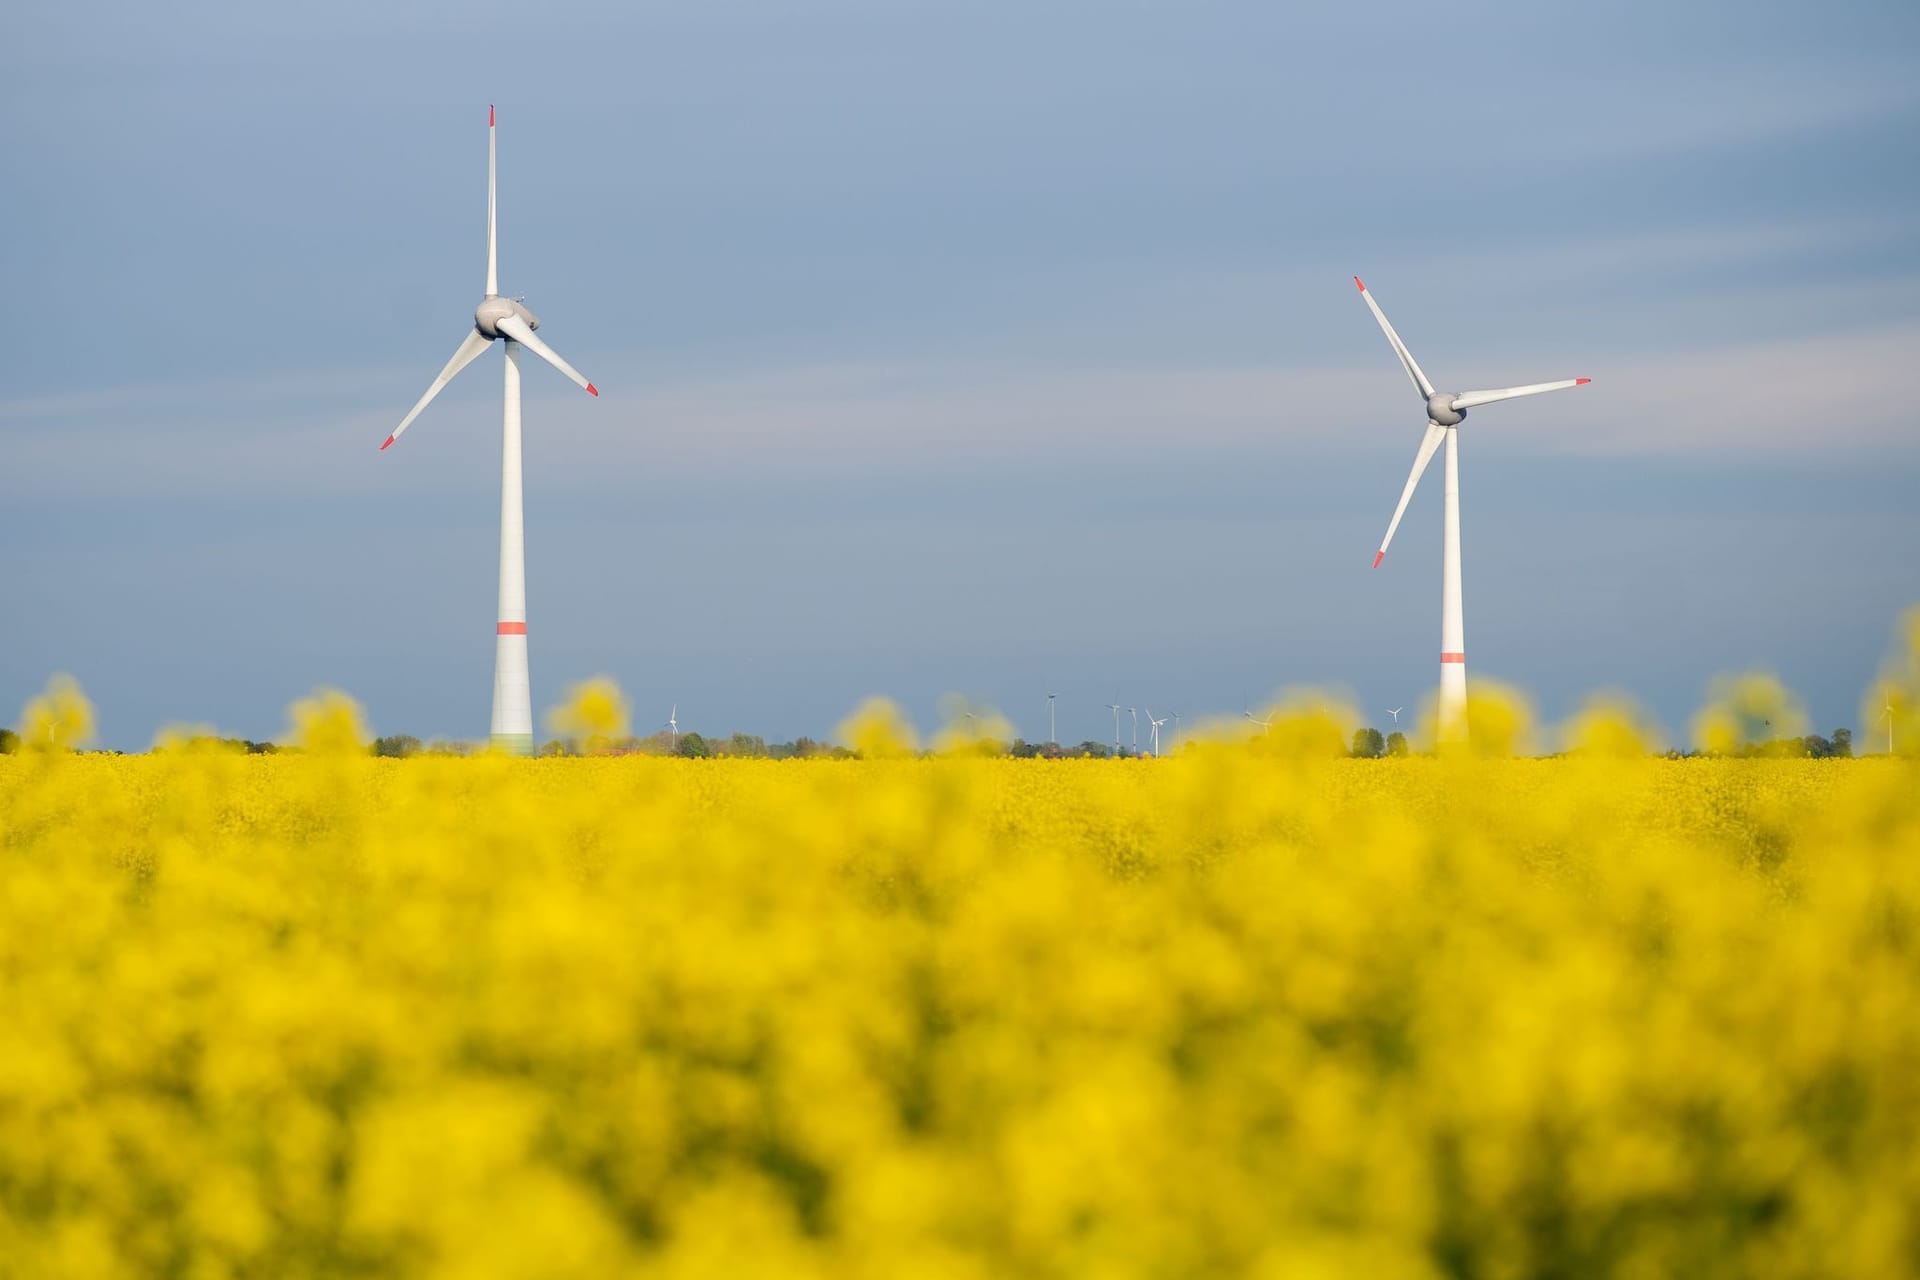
[1047,692,1057,748]
[1129,707,1138,754]
[1106,702,1122,754]
[1388,707,1403,728]
[1355,276,1588,744]
[1243,709,1273,732]
[1147,710,1168,758]
[666,704,679,754]
[380,107,601,755]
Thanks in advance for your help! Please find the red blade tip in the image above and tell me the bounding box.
[379,435,395,451]
[1575,377,1590,385]
[489,105,495,127]
[1371,550,1385,569]
[585,382,598,397]
[1354,276,1367,291]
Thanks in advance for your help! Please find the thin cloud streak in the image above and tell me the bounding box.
[3,323,1914,502]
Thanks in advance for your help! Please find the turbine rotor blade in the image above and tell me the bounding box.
[1373,421,1447,566]
[1354,277,1436,399]
[1450,378,1590,410]
[381,329,495,450]
[487,105,498,297]
[496,314,598,396]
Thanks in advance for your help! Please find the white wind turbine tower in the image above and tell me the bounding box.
[380,107,600,754]
[1146,710,1168,758]
[1106,702,1123,755]
[1356,277,1589,742]
[666,705,679,754]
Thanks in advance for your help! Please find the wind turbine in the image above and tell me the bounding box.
[1106,702,1122,754]
[1888,699,1898,755]
[1047,693,1057,749]
[1356,277,1588,741]
[1388,707,1403,728]
[1243,709,1273,732]
[1147,710,1168,758]
[1171,712,1182,751]
[379,106,600,755]
[666,705,679,754]
[1129,707,1138,754]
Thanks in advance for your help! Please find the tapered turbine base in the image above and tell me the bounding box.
[490,631,534,755]
[1437,426,1468,746]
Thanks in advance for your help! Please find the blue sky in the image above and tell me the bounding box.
[4,0,1917,748]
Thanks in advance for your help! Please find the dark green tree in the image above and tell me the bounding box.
[0,728,18,754]
[373,734,422,758]
[1831,728,1854,758]
[1385,731,1409,757]
[1351,727,1386,758]
[676,732,712,759]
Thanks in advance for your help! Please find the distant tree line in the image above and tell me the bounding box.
[533,730,854,759]
[0,724,1861,759]
[1348,728,1410,758]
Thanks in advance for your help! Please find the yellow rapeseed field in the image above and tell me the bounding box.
[5,611,1920,1277]
[3,729,1918,1278]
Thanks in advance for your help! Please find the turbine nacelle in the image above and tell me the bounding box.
[475,295,540,339]
[1426,392,1464,426]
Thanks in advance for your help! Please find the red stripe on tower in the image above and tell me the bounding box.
[489,104,495,127]
[1440,651,1465,663]
[498,622,527,635]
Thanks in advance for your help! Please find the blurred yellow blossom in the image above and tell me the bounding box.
[1691,671,1808,755]
[18,673,95,752]
[285,687,370,755]
[545,676,631,754]
[836,696,919,758]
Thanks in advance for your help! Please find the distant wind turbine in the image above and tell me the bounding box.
[1129,707,1138,754]
[1355,276,1588,743]
[1243,709,1273,732]
[1147,710,1168,758]
[666,704,679,754]
[380,107,601,754]
[1047,693,1057,749]
[1388,707,1403,728]
[1106,703,1122,754]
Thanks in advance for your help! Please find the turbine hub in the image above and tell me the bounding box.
[1427,392,1464,426]
[474,296,541,339]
